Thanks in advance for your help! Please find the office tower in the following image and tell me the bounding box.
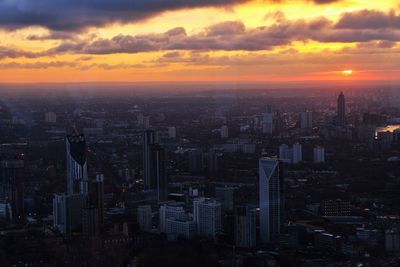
[159,202,186,233]
[53,193,87,235]
[292,143,302,164]
[259,158,284,243]
[235,206,257,248]
[152,145,167,201]
[137,205,153,232]
[45,111,57,123]
[168,126,176,139]
[193,198,222,237]
[220,125,229,139]
[89,174,104,227]
[0,159,25,223]
[66,134,89,195]
[215,187,234,212]
[279,144,291,162]
[143,129,155,190]
[82,206,100,237]
[165,218,196,240]
[262,112,273,134]
[313,146,325,163]
[300,111,313,129]
[337,92,346,126]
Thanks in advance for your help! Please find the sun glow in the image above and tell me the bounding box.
[342,70,353,76]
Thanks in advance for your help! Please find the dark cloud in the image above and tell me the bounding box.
[336,9,400,29]
[0,0,249,31]
[0,0,348,31]
[0,46,42,59]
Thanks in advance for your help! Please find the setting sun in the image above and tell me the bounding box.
[342,70,353,76]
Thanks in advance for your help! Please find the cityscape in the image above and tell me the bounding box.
[0,0,400,267]
[1,86,400,266]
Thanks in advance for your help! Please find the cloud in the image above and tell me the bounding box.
[335,9,400,29]
[0,0,348,31]
[0,0,249,31]
[45,14,400,55]
[0,9,399,60]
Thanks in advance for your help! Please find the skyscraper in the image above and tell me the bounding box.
[262,112,273,134]
[292,143,303,164]
[89,173,104,228]
[143,129,155,190]
[53,193,87,235]
[259,158,284,243]
[235,206,257,248]
[313,146,325,163]
[82,206,100,237]
[215,186,234,212]
[0,158,25,223]
[337,92,346,126]
[300,111,313,129]
[66,134,89,194]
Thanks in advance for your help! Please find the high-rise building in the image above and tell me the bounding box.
[89,173,104,228]
[53,193,87,235]
[143,129,155,189]
[159,202,186,233]
[137,205,153,232]
[151,145,167,201]
[193,198,222,237]
[66,134,89,195]
[215,187,234,212]
[235,206,257,248]
[300,111,313,129]
[313,146,325,163]
[337,92,346,126]
[220,125,229,139]
[259,158,284,243]
[262,113,273,134]
[0,159,25,223]
[82,206,100,237]
[279,144,291,162]
[292,143,302,164]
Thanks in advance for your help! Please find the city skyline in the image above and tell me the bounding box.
[0,0,399,83]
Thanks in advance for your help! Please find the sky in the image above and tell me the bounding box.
[0,0,399,83]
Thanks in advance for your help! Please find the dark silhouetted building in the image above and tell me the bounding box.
[0,158,25,223]
[337,92,346,126]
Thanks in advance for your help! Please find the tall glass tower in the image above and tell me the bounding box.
[66,134,88,194]
[259,158,284,243]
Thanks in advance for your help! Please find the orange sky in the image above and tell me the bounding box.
[0,0,399,83]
